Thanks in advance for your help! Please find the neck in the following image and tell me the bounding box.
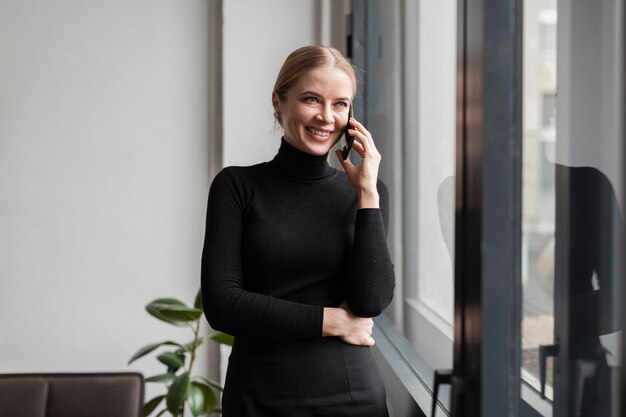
[268,138,334,180]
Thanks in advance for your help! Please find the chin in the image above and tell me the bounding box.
[286,132,334,156]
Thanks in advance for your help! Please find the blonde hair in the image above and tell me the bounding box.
[273,45,357,125]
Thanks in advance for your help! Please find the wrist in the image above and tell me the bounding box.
[322,307,344,337]
[357,188,380,209]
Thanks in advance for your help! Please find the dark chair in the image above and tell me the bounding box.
[0,372,143,417]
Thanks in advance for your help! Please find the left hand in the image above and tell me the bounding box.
[335,117,381,208]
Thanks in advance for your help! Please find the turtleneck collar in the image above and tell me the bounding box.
[267,138,335,181]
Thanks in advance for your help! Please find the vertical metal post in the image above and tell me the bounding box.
[454,0,481,413]
[480,0,523,415]
[454,0,522,415]
[612,4,625,412]
[206,0,223,385]
[208,0,223,180]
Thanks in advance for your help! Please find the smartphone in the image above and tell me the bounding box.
[341,105,355,160]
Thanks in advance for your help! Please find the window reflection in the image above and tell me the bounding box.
[522,0,557,399]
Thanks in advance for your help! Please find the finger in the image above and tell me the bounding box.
[349,117,367,133]
[349,121,376,152]
[350,139,365,157]
[349,129,377,158]
[335,149,356,170]
[351,140,378,164]
[351,334,374,347]
[348,126,368,143]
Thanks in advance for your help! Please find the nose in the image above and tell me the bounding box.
[317,104,334,125]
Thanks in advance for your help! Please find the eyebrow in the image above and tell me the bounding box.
[300,91,351,102]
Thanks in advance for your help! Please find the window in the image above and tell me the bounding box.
[404,0,457,371]
[521,1,625,416]
[357,1,624,416]
[351,0,456,369]
[350,1,457,414]
[521,0,557,403]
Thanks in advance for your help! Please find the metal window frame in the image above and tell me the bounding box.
[453,0,523,415]
[620,0,626,410]
[622,0,626,402]
[353,0,524,415]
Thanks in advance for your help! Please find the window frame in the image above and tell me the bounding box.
[353,0,527,416]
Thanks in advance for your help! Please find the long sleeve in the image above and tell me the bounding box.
[345,180,395,317]
[201,169,324,342]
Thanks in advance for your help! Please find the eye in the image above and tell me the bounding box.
[304,96,319,103]
[336,101,349,109]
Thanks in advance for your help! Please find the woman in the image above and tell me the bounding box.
[201,45,395,416]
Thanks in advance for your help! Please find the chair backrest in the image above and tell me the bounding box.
[0,372,143,417]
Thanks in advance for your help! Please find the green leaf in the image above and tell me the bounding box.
[210,332,234,346]
[188,381,218,415]
[154,409,168,417]
[184,338,203,353]
[193,376,223,392]
[145,373,176,383]
[194,289,203,309]
[157,305,203,322]
[157,351,185,370]
[166,372,190,414]
[128,341,183,365]
[146,298,188,326]
[187,383,204,417]
[143,395,165,417]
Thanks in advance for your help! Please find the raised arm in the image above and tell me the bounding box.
[335,117,395,318]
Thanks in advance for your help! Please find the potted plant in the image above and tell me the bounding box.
[129,289,232,417]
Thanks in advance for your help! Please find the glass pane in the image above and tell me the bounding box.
[415,0,456,324]
[405,0,456,370]
[522,0,624,415]
[521,0,557,403]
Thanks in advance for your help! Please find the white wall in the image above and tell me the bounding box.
[222,0,323,167]
[0,0,351,397]
[0,0,210,391]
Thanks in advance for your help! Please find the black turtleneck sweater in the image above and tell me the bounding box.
[201,139,395,343]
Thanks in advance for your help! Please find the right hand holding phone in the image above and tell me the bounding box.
[335,117,381,209]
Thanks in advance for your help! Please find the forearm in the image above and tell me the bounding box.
[345,208,395,317]
[202,275,324,342]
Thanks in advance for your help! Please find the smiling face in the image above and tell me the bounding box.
[272,66,354,156]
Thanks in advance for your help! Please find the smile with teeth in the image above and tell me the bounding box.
[307,127,333,137]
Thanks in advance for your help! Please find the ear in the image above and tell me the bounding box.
[271,91,280,113]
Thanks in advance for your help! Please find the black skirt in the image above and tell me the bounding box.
[221,337,389,417]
